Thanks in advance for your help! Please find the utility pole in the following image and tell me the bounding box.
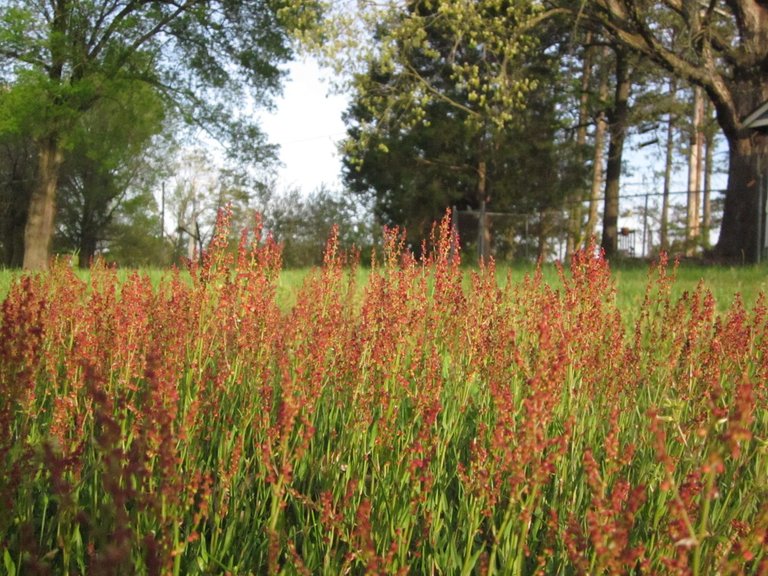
[161,181,165,241]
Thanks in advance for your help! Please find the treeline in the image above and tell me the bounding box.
[2,1,767,268]
[0,0,322,269]
[333,1,767,262]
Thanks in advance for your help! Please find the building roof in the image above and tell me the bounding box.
[743,100,768,129]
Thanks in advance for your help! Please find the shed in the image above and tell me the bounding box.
[743,100,768,130]
[743,100,768,261]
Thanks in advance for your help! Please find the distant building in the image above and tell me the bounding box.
[743,101,768,131]
[743,100,768,261]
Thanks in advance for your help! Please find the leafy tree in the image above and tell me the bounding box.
[341,1,578,259]
[264,185,374,267]
[53,80,166,267]
[101,186,168,267]
[569,0,768,261]
[0,0,320,269]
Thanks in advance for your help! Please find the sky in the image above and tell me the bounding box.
[259,58,349,195]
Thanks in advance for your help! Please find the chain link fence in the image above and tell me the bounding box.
[454,188,726,263]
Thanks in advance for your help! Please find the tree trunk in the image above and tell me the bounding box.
[713,75,768,263]
[584,46,610,245]
[661,104,676,252]
[1,193,28,268]
[23,135,63,270]
[0,144,33,267]
[477,159,490,262]
[538,210,551,261]
[716,132,768,263]
[601,49,630,258]
[566,32,593,259]
[702,100,714,249]
[78,211,98,269]
[686,86,704,255]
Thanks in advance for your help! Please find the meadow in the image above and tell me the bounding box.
[1,213,767,574]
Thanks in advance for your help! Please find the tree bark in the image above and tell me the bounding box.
[583,0,768,262]
[661,104,676,252]
[686,86,704,255]
[477,159,490,262]
[702,99,714,249]
[601,49,630,258]
[584,47,610,245]
[78,209,98,269]
[717,132,768,263]
[710,63,768,261]
[566,32,593,259]
[0,141,34,267]
[23,135,63,270]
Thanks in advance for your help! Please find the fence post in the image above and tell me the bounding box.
[641,191,649,258]
[758,154,764,264]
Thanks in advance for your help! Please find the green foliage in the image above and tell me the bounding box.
[324,0,552,133]
[102,189,169,268]
[265,186,375,268]
[0,130,34,267]
[0,0,322,268]
[53,81,167,267]
[342,9,583,255]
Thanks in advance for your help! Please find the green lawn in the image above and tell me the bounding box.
[2,258,767,315]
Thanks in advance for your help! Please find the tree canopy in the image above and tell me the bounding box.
[342,10,582,257]
[568,0,768,260]
[0,0,321,268]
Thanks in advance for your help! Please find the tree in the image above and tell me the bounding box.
[101,186,168,267]
[343,48,490,249]
[570,0,768,262]
[339,1,580,258]
[164,149,266,264]
[264,185,374,267]
[0,130,34,267]
[54,80,166,267]
[601,46,633,257]
[582,45,612,248]
[0,0,319,269]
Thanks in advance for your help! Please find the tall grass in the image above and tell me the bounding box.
[1,212,767,574]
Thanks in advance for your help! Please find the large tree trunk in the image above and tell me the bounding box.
[23,135,63,270]
[713,76,768,263]
[584,46,610,245]
[686,86,704,256]
[601,49,630,258]
[582,0,768,263]
[716,132,768,263]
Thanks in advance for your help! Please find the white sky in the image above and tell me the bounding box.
[259,58,349,194]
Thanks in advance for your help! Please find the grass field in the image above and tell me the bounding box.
[1,219,767,574]
[3,255,768,314]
